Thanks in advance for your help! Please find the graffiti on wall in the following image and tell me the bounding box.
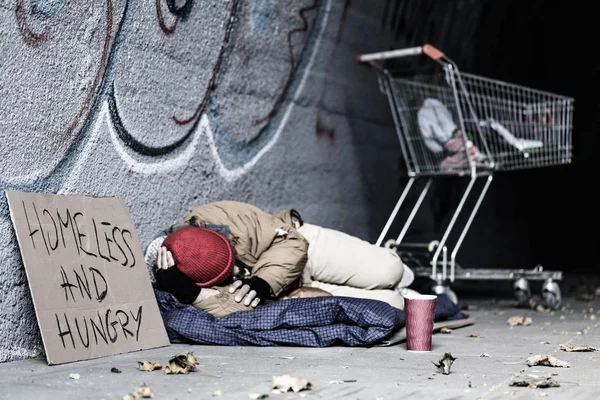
[3,0,125,184]
[0,0,330,186]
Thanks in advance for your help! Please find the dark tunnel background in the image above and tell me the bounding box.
[373,0,597,278]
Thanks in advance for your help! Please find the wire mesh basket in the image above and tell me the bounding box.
[366,45,573,176]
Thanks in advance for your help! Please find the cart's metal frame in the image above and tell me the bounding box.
[356,44,574,309]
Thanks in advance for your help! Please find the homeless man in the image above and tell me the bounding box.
[147,201,414,318]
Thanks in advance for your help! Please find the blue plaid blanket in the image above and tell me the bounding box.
[155,289,466,347]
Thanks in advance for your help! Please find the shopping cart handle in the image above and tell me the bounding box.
[356,44,444,64]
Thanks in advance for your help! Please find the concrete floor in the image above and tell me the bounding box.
[2,293,600,400]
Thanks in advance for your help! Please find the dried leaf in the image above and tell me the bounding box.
[510,375,560,388]
[440,327,453,334]
[272,374,312,393]
[508,316,532,326]
[124,384,154,399]
[480,353,490,357]
[164,352,199,375]
[249,393,268,399]
[433,353,456,375]
[559,343,599,352]
[164,362,188,375]
[132,384,154,398]
[111,367,122,373]
[137,361,162,372]
[526,354,570,368]
[467,334,484,338]
[186,352,199,367]
[69,373,80,380]
[279,356,296,360]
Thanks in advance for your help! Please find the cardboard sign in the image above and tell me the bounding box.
[5,190,170,365]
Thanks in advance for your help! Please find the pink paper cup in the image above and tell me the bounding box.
[404,294,437,352]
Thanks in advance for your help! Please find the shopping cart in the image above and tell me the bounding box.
[356,44,574,309]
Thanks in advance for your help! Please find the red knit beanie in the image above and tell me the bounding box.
[162,227,235,287]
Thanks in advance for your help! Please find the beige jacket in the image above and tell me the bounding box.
[180,201,308,297]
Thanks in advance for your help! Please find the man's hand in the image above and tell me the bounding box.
[157,246,175,270]
[155,246,202,304]
[228,276,271,308]
[229,280,260,307]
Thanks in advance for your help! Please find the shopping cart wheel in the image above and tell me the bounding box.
[513,278,531,308]
[542,279,561,310]
[431,281,458,304]
[446,288,458,305]
[384,239,398,250]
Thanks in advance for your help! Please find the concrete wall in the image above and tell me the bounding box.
[0,0,404,362]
